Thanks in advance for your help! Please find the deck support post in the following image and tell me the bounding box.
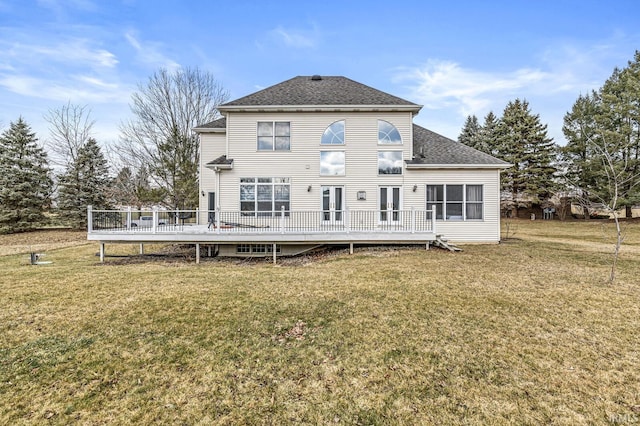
[140,243,144,255]
[273,243,277,265]
[99,242,105,263]
[196,243,200,264]
[207,245,212,257]
[426,242,430,250]
[349,243,354,254]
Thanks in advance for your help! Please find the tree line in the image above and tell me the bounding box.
[1,53,639,235]
[0,67,228,233]
[457,51,640,221]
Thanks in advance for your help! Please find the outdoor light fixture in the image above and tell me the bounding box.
[201,191,205,196]
[413,185,418,192]
[307,185,312,192]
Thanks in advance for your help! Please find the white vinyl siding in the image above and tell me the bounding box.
[416,169,501,242]
[215,112,412,213]
[199,111,502,243]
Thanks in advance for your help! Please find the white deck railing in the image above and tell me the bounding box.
[87,206,436,235]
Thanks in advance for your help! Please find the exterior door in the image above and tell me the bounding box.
[322,186,344,223]
[379,186,401,223]
[208,192,216,223]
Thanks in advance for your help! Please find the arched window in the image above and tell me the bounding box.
[378,120,402,144]
[321,120,345,145]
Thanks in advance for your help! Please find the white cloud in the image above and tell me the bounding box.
[125,31,180,71]
[394,60,557,117]
[392,42,630,145]
[268,25,319,48]
[0,74,130,103]
[0,38,117,69]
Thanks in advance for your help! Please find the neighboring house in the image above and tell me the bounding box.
[88,75,509,261]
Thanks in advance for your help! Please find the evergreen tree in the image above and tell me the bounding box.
[496,99,557,216]
[596,54,640,217]
[0,118,52,233]
[561,92,601,217]
[563,51,640,218]
[478,111,500,156]
[57,138,111,228]
[458,115,481,148]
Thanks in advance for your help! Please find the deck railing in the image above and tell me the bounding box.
[88,206,436,235]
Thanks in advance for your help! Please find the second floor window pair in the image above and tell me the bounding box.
[257,120,402,151]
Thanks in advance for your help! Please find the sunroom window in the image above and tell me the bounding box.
[426,184,483,221]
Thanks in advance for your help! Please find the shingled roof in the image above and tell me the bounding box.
[409,124,510,167]
[220,76,421,109]
[194,117,226,130]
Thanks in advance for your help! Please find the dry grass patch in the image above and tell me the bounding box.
[1,221,639,424]
[0,229,88,256]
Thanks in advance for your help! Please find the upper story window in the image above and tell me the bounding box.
[320,151,346,176]
[378,120,402,144]
[321,120,345,145]
[257,122,290,151]
[378,151,403,175]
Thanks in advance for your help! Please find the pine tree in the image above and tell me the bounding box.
[0,118,52,233]
[57,138,111,228]
[458,115,481,148]
[496,99,557,216]
[561,92,601,217]
[563,51,640,219]
[478,111,500,156]
[596,54,640,217]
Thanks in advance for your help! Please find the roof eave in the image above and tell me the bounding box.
[405,163,512,170]
[218,104,423,113]
[193,127,226,134]
[205,163,233,171]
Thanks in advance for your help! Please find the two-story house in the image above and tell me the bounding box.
[88,75,509,262]
[194,75,509,257]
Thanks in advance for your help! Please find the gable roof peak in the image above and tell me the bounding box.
[219,75,422,111]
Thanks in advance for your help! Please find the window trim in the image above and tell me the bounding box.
[426,184,484,221]
[257,121,291,151]
[320,150,346,176]
[240,177,290,217]
[377,151,403,175]
[321,120,346,145]
[377,120,403,145]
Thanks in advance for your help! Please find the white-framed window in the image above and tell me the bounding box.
[378,120,402,144]
[321,120,345,145]
[320,151,345,176]
[426,184,483,220]
[240,177,290,216]
[236,244,281,254]
[257,122,290,151]
[378,151,403,175]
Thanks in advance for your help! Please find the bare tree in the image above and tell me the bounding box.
[44,102,95,166]
[117,67,229,209]
[581,131,640,283]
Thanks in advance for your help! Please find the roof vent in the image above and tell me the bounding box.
[311,75,322,81]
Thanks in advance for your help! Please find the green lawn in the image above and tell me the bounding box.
[1,220,639,424]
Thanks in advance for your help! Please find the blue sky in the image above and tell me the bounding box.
[1,0,639,148]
